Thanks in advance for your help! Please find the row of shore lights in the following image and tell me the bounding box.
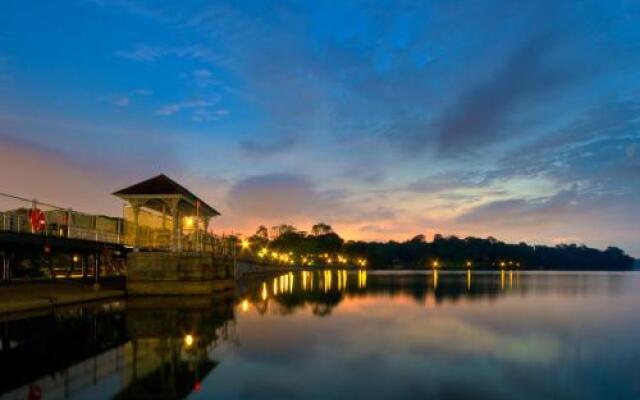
[240,239,368,268]
[431,260,521,269]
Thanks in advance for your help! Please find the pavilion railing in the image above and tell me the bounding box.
[1,193,232,254]
[1,192,124,245]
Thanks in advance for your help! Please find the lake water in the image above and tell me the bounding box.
[1,270,639,399]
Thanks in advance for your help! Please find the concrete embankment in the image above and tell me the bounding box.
[126,252,235,295]
[0,280,124,316]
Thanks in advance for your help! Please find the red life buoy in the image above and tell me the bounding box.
[29,209,46,232]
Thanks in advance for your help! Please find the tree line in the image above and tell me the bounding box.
[244,223,635,270]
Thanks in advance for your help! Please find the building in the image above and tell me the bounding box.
[113,174,221,252]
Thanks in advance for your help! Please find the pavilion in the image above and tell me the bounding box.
[113,174,220,252]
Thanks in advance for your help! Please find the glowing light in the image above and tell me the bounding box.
[73,255,79,263]
[261,282,268,300]
[432,260,439,269]
[241,299,249,312]
[184,334,194,347]
[466,261,472,268]
[184,217,194,229]
[241,239,250,250]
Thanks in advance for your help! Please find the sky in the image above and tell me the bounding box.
[0,0,639,256]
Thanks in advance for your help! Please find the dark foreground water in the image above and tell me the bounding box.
[1,270,639,400]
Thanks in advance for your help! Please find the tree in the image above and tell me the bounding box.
[255,225,269,240]
[410,234,426,243]
[311,223,334,236]
[271,224,297,239]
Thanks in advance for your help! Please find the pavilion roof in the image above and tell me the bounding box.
[113,174,220,217]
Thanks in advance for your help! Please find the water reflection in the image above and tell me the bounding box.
[0,271,638,399]
[0,296,235,400]
[239,269,626,317]
[227,271,639,400]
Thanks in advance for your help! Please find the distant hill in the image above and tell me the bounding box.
[635,259,640,269]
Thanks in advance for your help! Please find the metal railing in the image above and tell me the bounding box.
[1,191,234,254]
[1,192,123,244]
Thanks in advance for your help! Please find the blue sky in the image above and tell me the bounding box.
[1,0,639,255]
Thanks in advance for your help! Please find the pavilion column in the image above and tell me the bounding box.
[169,200,181,252]
[203,216,211,252]
[131,205,140,248]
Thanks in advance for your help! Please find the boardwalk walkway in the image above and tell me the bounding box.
[0,280,124,316]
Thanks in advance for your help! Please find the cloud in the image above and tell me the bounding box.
[115,44,219,64]
[113,96,130,107]
[456,185,579,226]
[407,171,489,193]
[191,108,228,122]
[239,136,299,157]
[226,174,319,219]
[0,134,123,215]
[99,88,153,108]
[156,98,227,121]
[432,35,573,154]
[191,68,219,88]
[131,88,153,96]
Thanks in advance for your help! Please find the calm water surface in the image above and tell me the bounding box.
[1,270,639,399]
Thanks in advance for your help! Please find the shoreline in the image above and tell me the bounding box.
[1,268,636,317]
[0,280,125,317]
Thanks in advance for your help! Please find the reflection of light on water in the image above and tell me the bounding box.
[342,270,347,289]
[358,270,367,288]
[289,272,294,293]
[184,334,194,348]
[467,269,471,291]
[509,270,513,289]
[241,299,249,313]
[433,269,439,289]
[302,271,308,291]
[273,278,278,295]
[261,283,268,301]
[324,270,332,292]
[501,270,505,290]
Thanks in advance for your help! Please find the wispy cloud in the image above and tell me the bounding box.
[99,88,153,108]
[191,69,219,88]
[115,44,219,64]
[156,98,227,122]
[239,136,299,157]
